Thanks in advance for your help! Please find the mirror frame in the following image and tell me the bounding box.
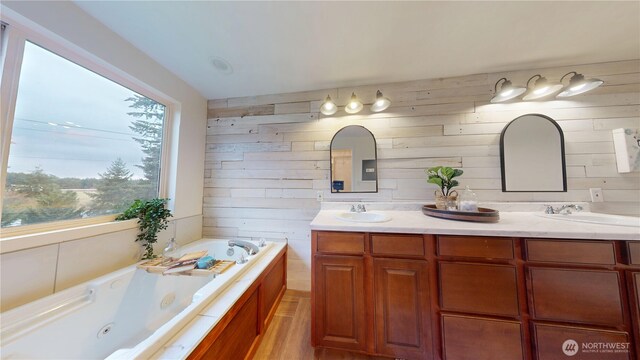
[500,113,567,192]
[329,125,379,193]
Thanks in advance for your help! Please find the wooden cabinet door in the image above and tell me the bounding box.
[629,271,640,357]
[313,255,366,352]
[373,258,432,359]
[533,322,631,360]
[441,314,524,360]
[528,267,624,326]
[439,262,519,317]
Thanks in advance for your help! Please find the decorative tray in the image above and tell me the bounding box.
[421,204,499,223]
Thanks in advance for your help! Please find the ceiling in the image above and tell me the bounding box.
[73,1,640,100]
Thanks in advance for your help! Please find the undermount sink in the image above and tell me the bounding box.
[335,211,392,223]
[538,213,640,228]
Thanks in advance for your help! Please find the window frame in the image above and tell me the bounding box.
[0,15,174,239]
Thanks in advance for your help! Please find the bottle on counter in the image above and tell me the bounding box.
[458,186,478,212]
[163,237,180,258]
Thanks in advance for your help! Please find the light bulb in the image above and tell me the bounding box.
[320,95,338,115]
[344,92,363,114]
[370,90,391,112]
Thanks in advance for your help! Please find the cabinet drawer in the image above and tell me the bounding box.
[628,242,640,265]
[438,235,514,260]
[371,234,425,258]
[533,323,630,360]
[440,262,519,317]
[526,239,616,265]
[442,314,524,360]
[316,232,365,255]
[529,267,624,326]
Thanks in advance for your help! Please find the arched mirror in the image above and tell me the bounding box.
[330,125,378,193]
[500,114,567,192]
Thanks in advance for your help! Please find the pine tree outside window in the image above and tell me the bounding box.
[1,40,167,230]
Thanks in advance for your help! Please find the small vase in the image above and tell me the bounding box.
[435,190,458,210]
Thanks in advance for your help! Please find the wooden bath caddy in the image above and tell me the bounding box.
[137,257,235,276]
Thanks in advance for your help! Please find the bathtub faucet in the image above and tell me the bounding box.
[228,239,259,256]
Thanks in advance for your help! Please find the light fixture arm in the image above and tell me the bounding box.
[526,74,542,88]
[560,71,577,84]
[494,78,508,93]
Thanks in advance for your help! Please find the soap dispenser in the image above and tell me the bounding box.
[458,186,478,212]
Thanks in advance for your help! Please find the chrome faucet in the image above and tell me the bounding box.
[350,204,366,213]
[544,204,583,215]
[228,239,260,256]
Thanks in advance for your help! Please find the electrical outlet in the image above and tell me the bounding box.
[316,191,324,202]
[590,188,604,202]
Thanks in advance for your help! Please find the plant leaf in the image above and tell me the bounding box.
[441,167,454,179]
[427,178,443,187]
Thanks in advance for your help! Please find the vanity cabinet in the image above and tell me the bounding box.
[312,230,639,359]
[525,238,633,360]
[626,241,640,357]
[630,272,640,355]
[311,231,433,359]
[437,235,528,359]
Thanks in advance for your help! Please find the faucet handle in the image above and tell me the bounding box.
[258,237,266,247]
[358,204,367,212]
[350,204,357,212]
[544,205,556,214]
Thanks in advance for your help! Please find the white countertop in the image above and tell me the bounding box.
[310,210,640,241]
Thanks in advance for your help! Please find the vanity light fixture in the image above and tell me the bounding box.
[370,90,391,112]
[320,95,338,115]
[522,74,563,101]
[556,71,604,97]
[490,78,527,103]
[344,92,363,114]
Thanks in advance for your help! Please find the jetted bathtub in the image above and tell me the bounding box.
[0,238,282,359]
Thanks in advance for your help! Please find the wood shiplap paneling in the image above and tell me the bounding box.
[204,60,640,291]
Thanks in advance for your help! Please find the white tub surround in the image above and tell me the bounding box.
[311,204,640,241]
[143,241,286,360]
[0,239,286,360]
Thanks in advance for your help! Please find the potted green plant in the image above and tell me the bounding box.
[116,198,173,259]
[425,166,464,209]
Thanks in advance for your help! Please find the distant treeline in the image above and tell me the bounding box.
[5,172,101,189]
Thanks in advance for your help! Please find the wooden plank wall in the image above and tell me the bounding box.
[205,60,640,291]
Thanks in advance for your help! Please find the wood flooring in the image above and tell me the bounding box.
[252,290,388,360]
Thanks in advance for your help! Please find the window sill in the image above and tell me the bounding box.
[0,219,138,254]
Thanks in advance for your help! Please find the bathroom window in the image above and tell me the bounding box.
[1,40,168,232]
